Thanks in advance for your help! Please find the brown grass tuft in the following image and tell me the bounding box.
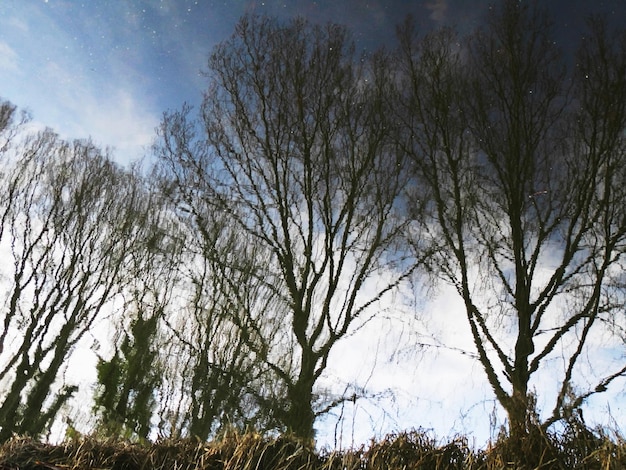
[363,430,474,470]
[0,424,625,469]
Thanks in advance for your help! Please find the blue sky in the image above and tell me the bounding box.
[2,0,626,448]
[1,0,623,161]
[1,0,437,161]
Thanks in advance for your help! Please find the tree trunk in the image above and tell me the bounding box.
[285,377,315,443]
[282,345,316,442]
[507,389,530,437]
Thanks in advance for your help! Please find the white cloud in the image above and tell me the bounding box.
[21,57,159,163]
[0,5,162,164]
[7,17,29,33]
[0,42,19,72]
[426,0,448,23]
[69,87,158,162]
[315,271,498,447]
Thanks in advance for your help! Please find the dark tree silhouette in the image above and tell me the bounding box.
[0,126,159,441]
[155,15,416,441]
[397,1,626,453]
[92,173,182,441]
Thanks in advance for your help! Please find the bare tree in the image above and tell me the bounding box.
[150,205,283,440]
[147,113,288,440]
[0,128,157,440]
[92,172,182,441]
[397,1,626,449]
[0,99,30,244]
[155,15,416,441]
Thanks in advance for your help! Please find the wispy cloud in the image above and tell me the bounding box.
[425,0,448,23]
[7,16,29,33]
[38,59,158,161]
[79,89,158,162]
[0,4,162,163]
[0,42,19,72]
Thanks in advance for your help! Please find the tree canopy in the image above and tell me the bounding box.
[0,1,625,451]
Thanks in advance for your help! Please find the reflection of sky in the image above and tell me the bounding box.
[0,0,482,161]
[1,0,626,448]
[1,0,623,161]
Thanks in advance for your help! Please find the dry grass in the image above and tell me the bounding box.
[0,425,624,470]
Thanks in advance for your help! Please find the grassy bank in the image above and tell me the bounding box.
[0,425,624,469]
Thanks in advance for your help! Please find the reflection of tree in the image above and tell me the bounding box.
[95,308,161,440]
[0,121,156,441]
[398,0,626,456]
[151,216,283,440]
[93,173,182,441]
[155,15,416,440]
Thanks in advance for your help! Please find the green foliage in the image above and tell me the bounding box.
[93,311,161,440]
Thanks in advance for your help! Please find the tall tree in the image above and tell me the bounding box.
[0,128,155,440]
[92,172,182,441]
[150,208,280,440]
[0,99,29,244]
[155,15,415,440]
[397,1,626,450]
